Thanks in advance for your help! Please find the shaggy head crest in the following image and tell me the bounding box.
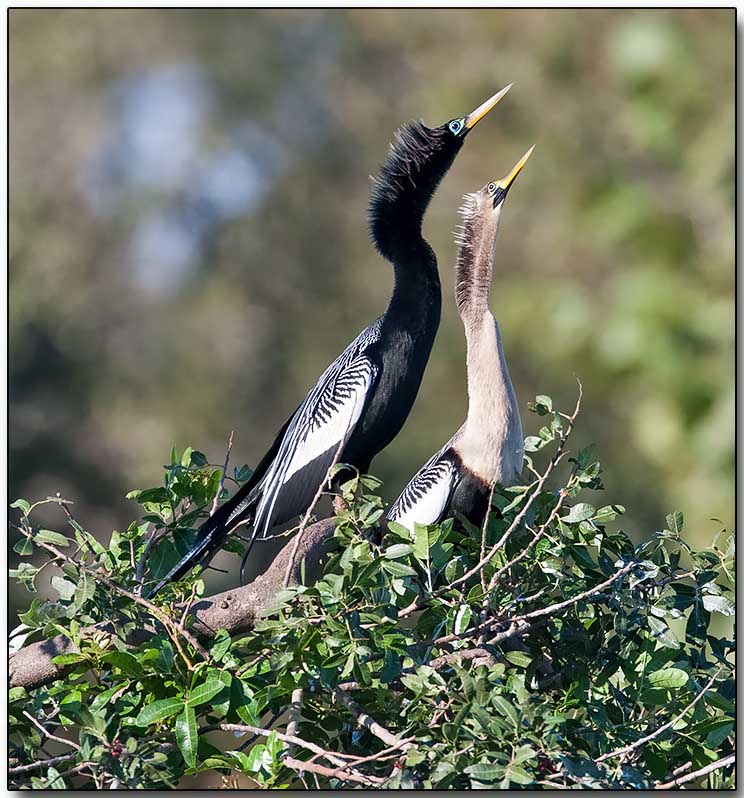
[454,186,500,317]
[368,121,462,261]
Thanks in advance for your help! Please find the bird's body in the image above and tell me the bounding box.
[147,88,511,597]
[388,148,533,532]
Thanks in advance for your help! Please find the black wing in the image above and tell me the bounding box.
[146,320,382,597]
[250,320,382,537]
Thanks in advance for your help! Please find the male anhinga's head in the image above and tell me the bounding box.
[369,84,513,262]
[455,145,534,318]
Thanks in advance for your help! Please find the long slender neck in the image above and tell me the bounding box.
[385,237,441,335]
[368,122,458,335]
[455,196,523,483]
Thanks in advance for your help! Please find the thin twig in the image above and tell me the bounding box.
[399,387,582,620]
[333,689,414,751]
[655,752,735,789]
[24,531,210,661]
[328,743,406,776]
[433,562,632,647]
[283,755,384,787]
[51,761,97,782]
[597,668,723,763]
[204,723,351,768]
[479,483,497,592]
[9,753,76,775]
[434,618,531,647]
[486,487,569,594]
[22,711,81,752]
[211,431,234,516]
[516,560,635,623]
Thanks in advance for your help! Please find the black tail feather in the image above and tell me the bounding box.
[145,497,256,598]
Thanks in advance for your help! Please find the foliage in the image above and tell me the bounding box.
[9,395,735,789]
[9,10,734,595]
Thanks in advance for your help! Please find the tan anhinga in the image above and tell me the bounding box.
[147,86,513,596]
[387,146,533,531]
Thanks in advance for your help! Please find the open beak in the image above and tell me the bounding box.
[492,145,535,207]
[464,83,513,132]
[500,145,535,190]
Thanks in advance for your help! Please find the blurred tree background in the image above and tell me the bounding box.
[9,9,733,618]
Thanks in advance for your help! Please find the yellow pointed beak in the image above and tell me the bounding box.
[464,83,513,131]
[498,144,535,190]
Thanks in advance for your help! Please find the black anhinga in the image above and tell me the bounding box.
[387,146,533,532]
[147,85,512,596]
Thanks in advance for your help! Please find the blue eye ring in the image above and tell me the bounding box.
[449,119,463,135]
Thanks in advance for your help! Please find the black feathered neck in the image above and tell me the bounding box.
[369,121,462,263]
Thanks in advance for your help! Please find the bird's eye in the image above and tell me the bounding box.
[487,182,497,193]
[449,119,463,135]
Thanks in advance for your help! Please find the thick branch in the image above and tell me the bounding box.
[9,518,337,691]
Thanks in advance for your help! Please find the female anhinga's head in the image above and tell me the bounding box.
[454,145,534,318]
[369,85,513,262]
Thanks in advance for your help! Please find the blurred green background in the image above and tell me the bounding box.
[10,9,734,609]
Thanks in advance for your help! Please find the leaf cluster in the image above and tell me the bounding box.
[9,397,735,789]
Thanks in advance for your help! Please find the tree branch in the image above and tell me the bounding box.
[9,518,337,691]
[655,753,735,789]
[597,668,723,763]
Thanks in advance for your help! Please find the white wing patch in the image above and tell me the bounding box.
[251,348,379,537]
[388,450,458,533]
[283,362,373,481]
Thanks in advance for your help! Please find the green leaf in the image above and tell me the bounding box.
[505,651,532,668]
[190,450,208,467]
[226,750,253,772]
[188,680,227,708]
[505,764,533,785]
[648,616,680,649]
[665,511,684,535]
[11,499,31,515]
[100,650,144,678]
[465,763,502,782]
[382,560,417,578]
[492,696,519,729]
[134,697,184,726]
[9,686,27,702]
[454,605,472,635]
[706,720,733,748]
[563,503,595,524]
[524,436,543,452]
[384,543,412,559]
[702,594,734,616]
[35,529,70,547]
[147,541,181,581]
[647,667,688,689]
[232,679,259,726]
[593,504,625,524]
[535,394,552,413]
[52,652,87,666]
[210,630,231,661]
[175,705,198,769]
[13,537,34,555]
[51,576,77,600]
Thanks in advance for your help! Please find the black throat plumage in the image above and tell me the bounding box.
[368,121,463,264]
[367,121,463,336]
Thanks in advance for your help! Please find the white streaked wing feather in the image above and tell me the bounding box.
[283,360,373,480]
[249,320,382,536]
[387,448,458,532]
